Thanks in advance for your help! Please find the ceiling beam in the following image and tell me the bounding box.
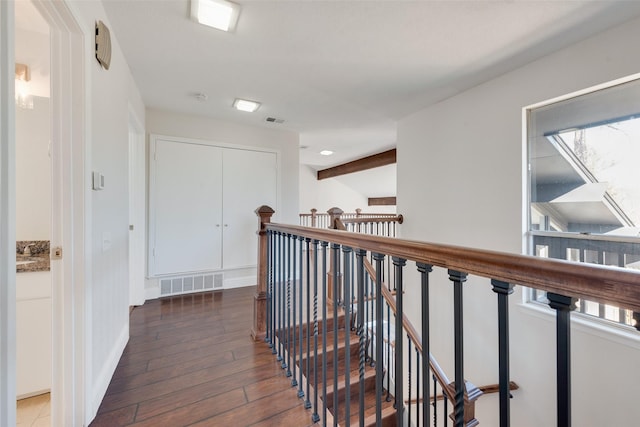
[317,148,396,180]
[368,197,396,206]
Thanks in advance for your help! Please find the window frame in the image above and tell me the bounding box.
[524,74,640,330]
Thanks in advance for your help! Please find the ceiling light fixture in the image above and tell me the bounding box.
[15,63,33,110]
[233,98,261,113]
[320,150,334,156]
[191,0,241,32]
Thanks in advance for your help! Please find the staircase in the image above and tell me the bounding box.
[275,308,397,426]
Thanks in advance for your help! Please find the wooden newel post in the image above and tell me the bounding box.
[326,207,344,304]
[327,207,344,230]
[252,205,274,341]
[310,208,318,228]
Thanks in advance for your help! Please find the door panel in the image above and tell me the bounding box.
[153,139,222,274]
[222,149,277,269]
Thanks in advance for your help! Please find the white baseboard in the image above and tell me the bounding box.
[224,276,256,289]
[88,323,128,422]
[145,285,160,301]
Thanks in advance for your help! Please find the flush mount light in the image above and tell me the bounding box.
[320,150,334,156]
[233,98,261,113]
[191,0,241,32]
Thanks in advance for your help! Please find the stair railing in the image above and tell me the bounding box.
[300,207,402,236]
[253,205,640,427]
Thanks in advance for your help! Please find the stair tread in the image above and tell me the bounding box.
[325,368,377,402]
[335,389,396,424]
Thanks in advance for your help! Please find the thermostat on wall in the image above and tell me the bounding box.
[92,172,105,190]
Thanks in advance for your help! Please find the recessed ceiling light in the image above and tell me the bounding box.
[233,98,261,113]
[191,0,241,32]
[320,150,334,156]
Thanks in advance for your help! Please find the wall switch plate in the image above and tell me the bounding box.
[92,171,105,190]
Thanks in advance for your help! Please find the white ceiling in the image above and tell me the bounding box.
[101,0,640,168]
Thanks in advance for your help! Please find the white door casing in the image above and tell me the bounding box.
[0,1,18,426]
[33,1,89,425]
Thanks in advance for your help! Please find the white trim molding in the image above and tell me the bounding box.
[0,2,17,426]
[33,1,90,425]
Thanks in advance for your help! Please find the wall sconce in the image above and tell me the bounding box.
[15,63,34,109]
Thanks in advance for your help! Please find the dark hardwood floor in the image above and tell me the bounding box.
[91,286,317,426]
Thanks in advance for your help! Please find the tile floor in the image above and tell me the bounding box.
[17,393,50,427]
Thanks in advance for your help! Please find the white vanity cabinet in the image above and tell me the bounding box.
[149,135,278,280]
[16,271,51,398]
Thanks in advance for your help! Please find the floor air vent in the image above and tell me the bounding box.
[160,273,224,296]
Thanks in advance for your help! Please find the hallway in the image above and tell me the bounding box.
[91,286,315,426]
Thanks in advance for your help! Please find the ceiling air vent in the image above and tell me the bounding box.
[265,117,284,124]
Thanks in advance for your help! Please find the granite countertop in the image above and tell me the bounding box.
[16,240,50,273]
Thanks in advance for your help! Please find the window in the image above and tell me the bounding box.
[527,77,640,327]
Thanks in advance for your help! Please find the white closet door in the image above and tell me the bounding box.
[153,139,223,275]
[222,149,277,269]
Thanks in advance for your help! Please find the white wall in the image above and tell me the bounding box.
[146,109,299,224]
[68,1,145,422]
[15,96,49,240]
[299,163,397,215]
[398,17,640,427]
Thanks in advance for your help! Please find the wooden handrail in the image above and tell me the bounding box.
[264,222,640,313]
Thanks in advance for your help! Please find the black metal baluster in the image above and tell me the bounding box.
[332,242,341,427]
[432,375,437,427]
[393,257,406,426]
[285,234,291,375]
[416,347,421,427]
[634,312,640,332]
[386,306,391,403]
[298,236,305,398]
[492,279,514,427]
[277,232,283,359]
[278,233,287,362]
[321,241,329,427]
[305,238,312,409]
[351,250,356,332]
[383,300,395,406]
[356,249,367,427]
[417,263,432,427]
[408,336,412,425]
[312,239,320,423]
[547,292,577,427]
[373,253,385,427]
[448,269,468,427]
[343,246,353,424]
[291,236,298,386]
[266,230,272,347]
[444,392,448,427]
[365,270,371,366]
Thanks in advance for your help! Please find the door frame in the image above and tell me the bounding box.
[0,1,18,425]
[29,1,89,425]
[128,106,146,306]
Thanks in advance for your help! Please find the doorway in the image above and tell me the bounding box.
[1,0,87,425]
[15,3,52,424]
